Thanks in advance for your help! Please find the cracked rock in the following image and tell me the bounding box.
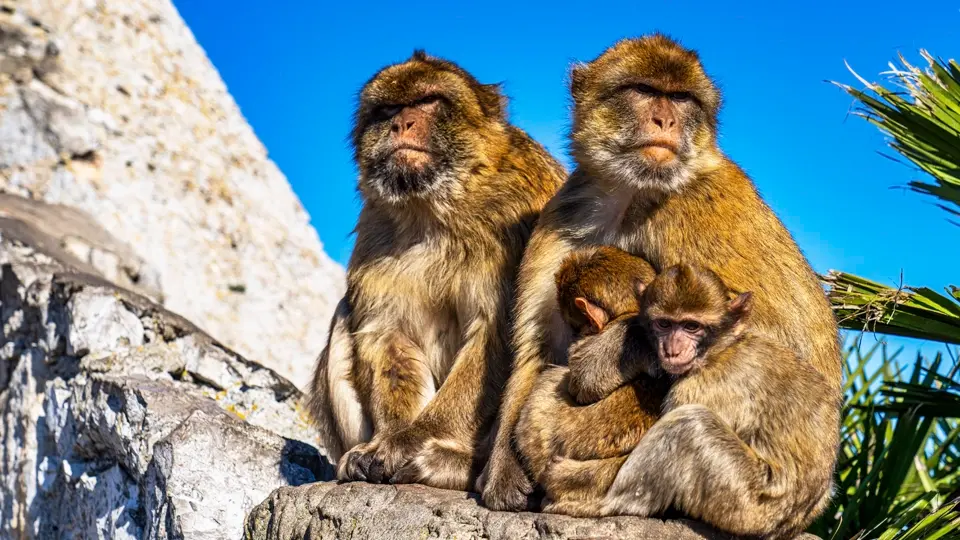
[245,483,822,540]
[0,232,334,539]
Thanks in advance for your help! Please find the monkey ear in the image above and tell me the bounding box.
[569,63,588,101]
[574,297,609,333]
[633,277,647,299]
[478,83,507,120]
[728,292,754,323]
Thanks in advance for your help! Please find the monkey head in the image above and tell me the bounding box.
[555,246,655,336]
[638,264,752,376]
[570,34,721,193]
[352,50,509,205]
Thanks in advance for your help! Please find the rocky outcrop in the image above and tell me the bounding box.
[246,482,820,540]
[0,1,345,388]
[0,228,333,539]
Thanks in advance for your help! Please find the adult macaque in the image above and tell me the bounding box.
[546,265,840,539]
[308,50,566,491]
[481,34,842,513]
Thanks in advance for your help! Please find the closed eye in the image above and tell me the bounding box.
[631,83,659,96]
[669,91,693,103]
[373,104,402,121]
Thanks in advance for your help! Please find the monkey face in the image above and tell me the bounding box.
[570,34,721,193]
[649,318,707,375]
[639,264,753,376]
[352,51,507,204]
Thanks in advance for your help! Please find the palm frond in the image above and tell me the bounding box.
[823,271,960,345]
[835,51,960,217]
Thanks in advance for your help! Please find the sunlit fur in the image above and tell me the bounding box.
[482,33,842,519]
[310,50,566,492]
[541,265,840,540]
[353,50,508,205]
[570,34,721,193]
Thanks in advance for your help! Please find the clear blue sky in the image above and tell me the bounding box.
[174,0,958,358]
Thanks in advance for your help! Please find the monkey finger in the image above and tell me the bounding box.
[338,450,368,482]
[362,453,386,483]
[388,462,423,485]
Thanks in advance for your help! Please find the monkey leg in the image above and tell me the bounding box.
[307,297,371,464]
[600,404,804,538]
[516,366,660,510]
[517,368,659,478]
[390,437,489,491]
[338,331,435,483]
[482,231,576,511]
[540,455,627,517]
[361,313,506,491]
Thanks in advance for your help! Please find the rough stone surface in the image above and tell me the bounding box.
[245,482,821,540]
[0,0,346,388]
[0,231,334,539]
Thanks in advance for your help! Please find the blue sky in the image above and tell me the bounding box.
[174,0,958,359]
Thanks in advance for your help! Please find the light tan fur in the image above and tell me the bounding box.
[308,50,565,491]
[481,34,842,518]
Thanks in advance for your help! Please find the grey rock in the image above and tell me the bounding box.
[245,482,821,540]
[1,0,346,389]
[0,232,334,540]
[0,193,163,301]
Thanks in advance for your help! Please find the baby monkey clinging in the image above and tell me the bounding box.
[555,245,659,404]
[551,264,840,539]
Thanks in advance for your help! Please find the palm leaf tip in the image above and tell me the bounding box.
[837,52,960,217]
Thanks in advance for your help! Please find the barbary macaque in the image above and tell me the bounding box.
[545,264,840,540]
[555,245,658,403]
[481,34,841,516]
[513,246,666,505]
[307,50,566,491]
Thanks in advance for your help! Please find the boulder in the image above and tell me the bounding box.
[245,482,821,540]
[0,229,334,539]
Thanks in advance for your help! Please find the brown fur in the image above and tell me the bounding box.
[513,247,666,506]
[546,265,840,540]
[481,34,841,517]
[307,51,565,491]
[555,246,659,404]
[516,367,667,506]
[555,245,656,335]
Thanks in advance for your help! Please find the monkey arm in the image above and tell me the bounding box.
[600,404,805,538]
[348,277,511,491]
[336,327,436,483]
[306,297,370,463]
[567,317,658,404]
[384,311,505,491]
[481,229,576,511]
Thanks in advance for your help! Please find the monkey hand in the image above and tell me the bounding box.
[479,446,536,511]
[337,428,425,484]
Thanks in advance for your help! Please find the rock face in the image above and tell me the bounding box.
[0,229,334,539]
[0,0,346,388]
[245,482,821,540]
